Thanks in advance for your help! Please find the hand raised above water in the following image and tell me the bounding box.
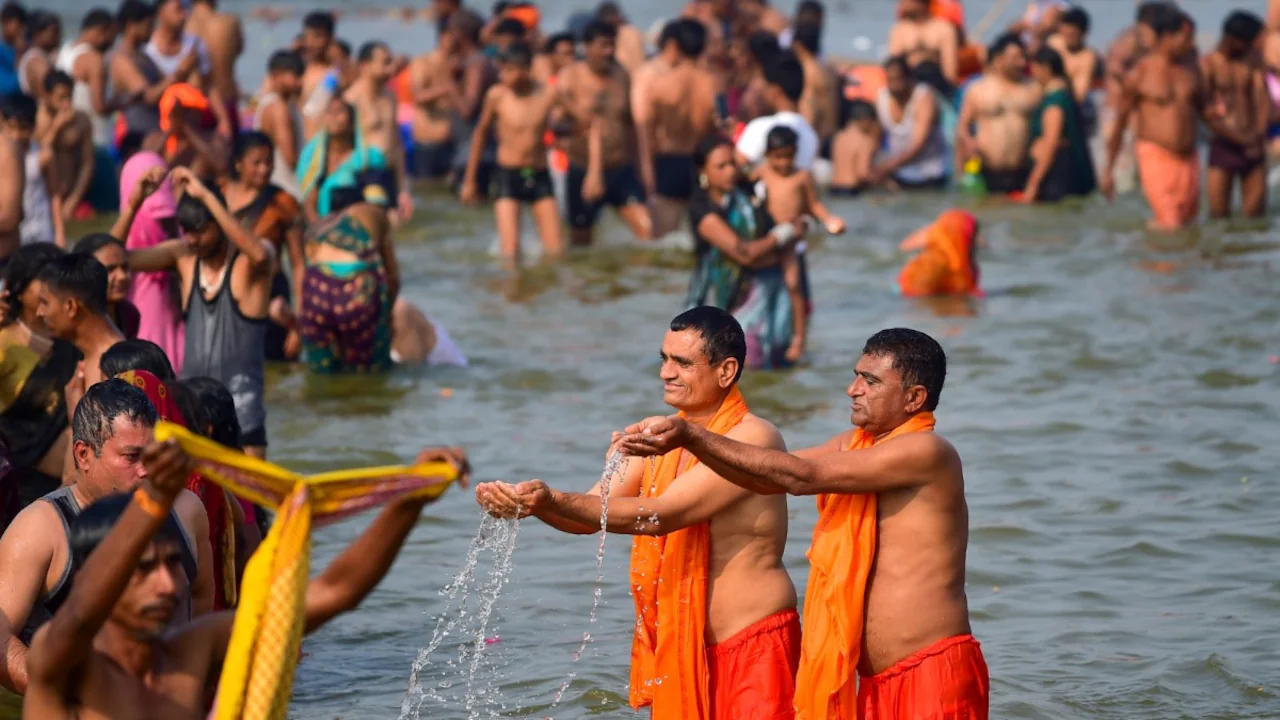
[616,415,689,457]
[416,446,471,489]
[141,439,194,501]
[475,481,528,519]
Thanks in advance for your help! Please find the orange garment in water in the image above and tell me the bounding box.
[630,386,750,720]
[858,634,989,720]
[709,609,801,720]
[794,412,937,720]
[1135,139,1200,230]
[898,210,981,297]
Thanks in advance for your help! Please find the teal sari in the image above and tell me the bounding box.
[296,110,388,217]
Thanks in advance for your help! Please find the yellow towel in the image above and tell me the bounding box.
[152,421,458,720]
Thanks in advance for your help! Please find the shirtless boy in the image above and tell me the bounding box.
[460,43,563,261]
[1103,8,1206,230]
[37,72,94,224]
[345,41,411,221]
[829,99,881,195]
[758,126,844,364]
[632,19,717,237]
[889,0,960,84]
[557,21,651,246]
[957,33,1041,194]
[1202,12,1269,219]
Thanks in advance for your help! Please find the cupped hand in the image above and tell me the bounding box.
[617,415,688,457]
[474,481,526,519]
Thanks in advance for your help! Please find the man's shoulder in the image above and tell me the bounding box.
[728,412,785,450]
[2,498,60,553]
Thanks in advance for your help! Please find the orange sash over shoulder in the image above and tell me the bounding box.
[629,386,750,719]
[794,412,937,720]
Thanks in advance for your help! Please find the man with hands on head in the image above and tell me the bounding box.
[476,306,801,720]
[615,328,990,720]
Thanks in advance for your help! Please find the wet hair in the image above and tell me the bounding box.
[1060,6,1089,34]
[99,339,176,381]
[791,21,822,56]
[267,49,304,76]
[987,32,1024,61]
[233,131,273,171]
[71,232,125,258]
[0,2,27,26]
[182,377,241,449]
[765,125,798,152]
[581,19,616,45]
[82,8,115,30]
[357,40,388,64]
[167,380,208,435]
[669,307,747,384]
[2,242,64,321]
[43,69,72,94]
[174,187,226,234]
[117,131,146,163]
[763,51,805,103]
[747,30,780,66]
[543,31,574,54]
[1032,47,1067,78]
[1136,1,1176,29]
[861,328,947,411]
[796,0,825,24]
[72,378,158,456]
[842,98,877,126]
[1223,11,1263,44]
[1,92,37,127]
[693,134,733,171]
[498,41,533,68]
[27,9,57,37]
[594,1,623,25]
[69,492,187,573]
[494,17,526,39]
[117,0,155,27]
[659,18,707,60]
[1149,6,1184,37]
[37,253,109,316]
[302,10,335,37]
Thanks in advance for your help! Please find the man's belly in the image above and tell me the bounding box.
[706,561,796,644]
[977,120,1030,168]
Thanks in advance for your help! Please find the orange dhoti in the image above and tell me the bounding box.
[1135,139,1200,230]
[708,609,801,720]
[857,634,989,720]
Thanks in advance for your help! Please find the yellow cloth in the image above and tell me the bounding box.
[152,421,457,720]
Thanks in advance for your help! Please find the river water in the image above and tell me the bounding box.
[3,0,1278,718]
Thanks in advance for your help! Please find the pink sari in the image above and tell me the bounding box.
[120,152,185,373]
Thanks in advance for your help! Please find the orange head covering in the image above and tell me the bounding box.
[897,209,981,297]
[794,411,937,720]
[930,0,966,29]
[629,386,750,719]
[505,4,540,31]
[158,83,214,161]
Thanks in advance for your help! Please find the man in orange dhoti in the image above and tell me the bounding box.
[475,306,800,720]
[619,328,989,720]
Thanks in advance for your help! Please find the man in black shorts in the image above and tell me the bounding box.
[557,20,651,246]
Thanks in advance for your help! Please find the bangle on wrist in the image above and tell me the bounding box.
[133,487,168,519]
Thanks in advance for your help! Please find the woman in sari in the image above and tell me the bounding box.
[685,137,809,369]
[297,98,389,222]
[224,131,306,361]
[0,244,80,506]
[118,150,185,373]
[113,368,240,611]
[1022,47,1096,203]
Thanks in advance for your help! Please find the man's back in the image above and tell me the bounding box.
[188,6,240,101]
[642,59,716,153]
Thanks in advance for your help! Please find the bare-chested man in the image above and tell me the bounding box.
[185,0,243,137]
[17,11,59,101]
[790,22,839,142]
[1101,2,1178,192]
[461,43,562,260]
[345,41,412,222]
[36,72,95,226]
[0,379,213,696]
[558,21,651,247]
[632,19,717,237]
[406,27,462,181]
[146,0,232,139]
[298,11,336,140]
[253,50,304,197]
[35,254,122,389]
[20,433,467,719]
[889,0,959,84]
[593,2,646,73]
[1202,12,1269,219]
[478,307,800,720]
[448,9,497,199]
[1103,8,1206,230]
[55,9,120,202]
[618,327,988,719]
[957,33,1041,194]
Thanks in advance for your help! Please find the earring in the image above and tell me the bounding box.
[699,174,708,189]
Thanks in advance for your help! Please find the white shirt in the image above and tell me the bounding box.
[144,34,211,79]
[735,111,820,170]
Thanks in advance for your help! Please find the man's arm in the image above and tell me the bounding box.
[173,490,214,617]
[1070,52,1098,103]
[1251,66,1271,145]
[460,89,498,197]
[82,54,117,116]
[1101,70,1137,198]
[172,168,275,273]
[0,504,59,694]
[261,101,298,170]
[477,448,646,534]
[630,64,656,194]
[372,209,399,304]
[954,83,978,160]
[63,117,96,215]
[458,57,488,122]
[0,143,20,240]
[937,23,959,84]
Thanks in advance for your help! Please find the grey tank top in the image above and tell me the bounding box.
[21,486,196,643]
[181,251,267,433]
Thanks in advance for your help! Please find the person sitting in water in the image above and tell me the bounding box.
[829,98,881,196]
[19,435,464,718]
[297,97,388,223]
[476,307,800,720]
[70,234,142,340]
[897,209,981,297]
[869,55,951,190]
[1022,47,1096,203]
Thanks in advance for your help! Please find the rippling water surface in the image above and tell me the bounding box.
[4,1,1277,718]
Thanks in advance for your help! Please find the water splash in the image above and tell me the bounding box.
[399,514,520,720]
[548,451,628,708]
